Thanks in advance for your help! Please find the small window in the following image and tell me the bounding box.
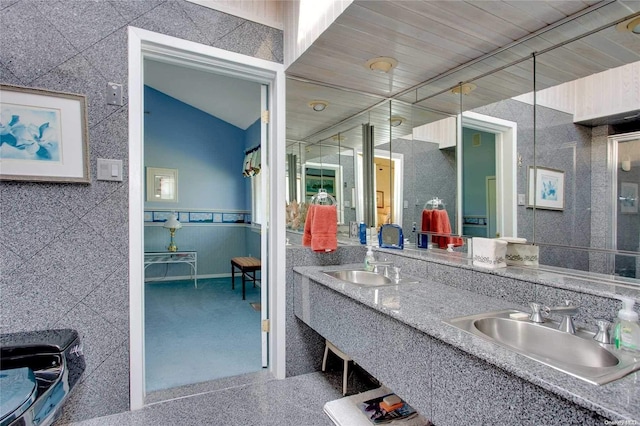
[252,174,264,225]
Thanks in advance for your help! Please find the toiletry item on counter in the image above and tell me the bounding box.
[379,224,404,249]
[498,237,539,266]
[364,246,375,272]
[359,222,367,245]
[614,297,640,352]
[471,237,508,269]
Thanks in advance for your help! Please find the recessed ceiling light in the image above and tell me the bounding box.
[451,83,477,95]
[616,16,640,34]
[308,100,328,112]
[389,116,405,127]
[365,57,398,73]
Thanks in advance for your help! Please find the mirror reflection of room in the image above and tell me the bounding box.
[285,10,640,280]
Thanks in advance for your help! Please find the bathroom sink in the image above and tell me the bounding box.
[323,270,418,287]
[445,310,640,385]
[324,270,392,286]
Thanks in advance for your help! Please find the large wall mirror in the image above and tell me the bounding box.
[285,5,640,282]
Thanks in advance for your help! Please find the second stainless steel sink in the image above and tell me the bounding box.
[446,310,640,385]
[324,270,392,286]
[322,269,418,287]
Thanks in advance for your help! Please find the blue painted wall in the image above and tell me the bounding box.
[144,86,261,277]
[144,86,248,211]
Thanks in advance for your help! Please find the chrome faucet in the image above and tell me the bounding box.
[370,260,393,277]
[593,319,612,344]
[545,301,579,334]
[528,300,579,334]
[529,302,545,323]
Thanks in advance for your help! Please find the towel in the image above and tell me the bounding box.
[302,204,316,246]
[303,204,337,252]
[421,209,463,249]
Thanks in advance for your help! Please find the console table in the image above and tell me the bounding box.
[144,251,198,288]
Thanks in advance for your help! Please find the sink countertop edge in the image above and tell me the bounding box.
[293,264,640,422]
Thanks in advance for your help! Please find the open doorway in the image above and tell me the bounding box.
[355,150,404,228]
[608,131,640,279]
[461,112,518,239]
[462,128,496,237]
[128,27,286,409]
[142,58,265,393]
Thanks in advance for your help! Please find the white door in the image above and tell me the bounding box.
[260,84,269,367]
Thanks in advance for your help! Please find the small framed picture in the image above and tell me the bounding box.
[527,166,564,211]
[376,190,384,208]
[146,167,178,202]
[620,182,638,214]
[0,84,90,183]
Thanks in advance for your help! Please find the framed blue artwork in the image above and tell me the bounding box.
[0,84,90,183]
[527,166,564,211]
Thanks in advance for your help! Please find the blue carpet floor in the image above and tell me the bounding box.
[144,277,263,392]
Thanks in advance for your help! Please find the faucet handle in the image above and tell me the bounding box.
[529,302,545,323]
[391,266,401,281]
[593,318,612,344]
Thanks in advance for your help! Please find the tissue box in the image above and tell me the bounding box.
[504,243,539,266]
[472,237,508,269]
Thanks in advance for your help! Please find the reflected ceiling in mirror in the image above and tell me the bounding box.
[284,2,640,277]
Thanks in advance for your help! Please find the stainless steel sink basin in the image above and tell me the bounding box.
[323,270,392,286]
[323,269,418,286]
[474,317,619,368]
[446,310,640,385]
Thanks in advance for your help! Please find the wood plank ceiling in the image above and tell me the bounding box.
[285,0,640,154]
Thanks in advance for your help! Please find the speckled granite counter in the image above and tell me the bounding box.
[293,263,640,424]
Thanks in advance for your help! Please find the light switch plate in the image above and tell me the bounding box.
[518,193,526,206]
[97,158,123,181]
[107,82,123,106]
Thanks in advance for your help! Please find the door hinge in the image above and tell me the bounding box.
[261,319,270,332]
[261,110,270,123]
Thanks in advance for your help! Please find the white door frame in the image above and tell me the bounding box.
[128,27,286,410]
[461,112,518,238]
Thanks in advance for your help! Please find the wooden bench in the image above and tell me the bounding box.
[231,257,261,300]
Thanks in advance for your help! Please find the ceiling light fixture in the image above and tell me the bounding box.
[365,57,398,73]
[308,100,328,112]
[389,116,405,127]
[451,83,477,95]
[331,134,346,142]
[616,16,640,34]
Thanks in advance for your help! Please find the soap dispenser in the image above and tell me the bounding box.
[613,296,640,352]
[364,246,375,272]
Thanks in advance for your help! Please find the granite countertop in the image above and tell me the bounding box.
[293,264,640,422]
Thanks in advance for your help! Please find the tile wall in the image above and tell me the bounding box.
[0,1,282,422]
